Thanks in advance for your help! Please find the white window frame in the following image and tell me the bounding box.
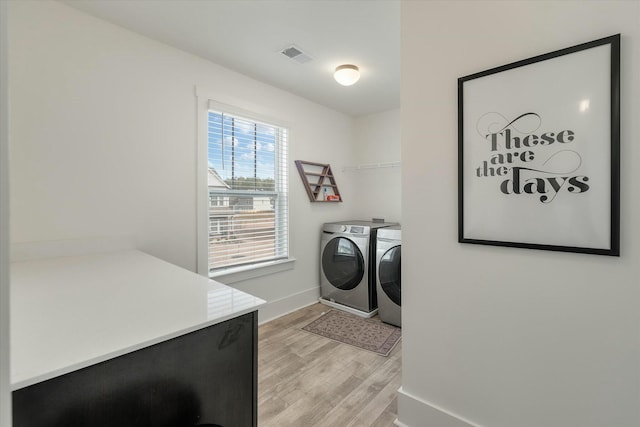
[196,87,294,283]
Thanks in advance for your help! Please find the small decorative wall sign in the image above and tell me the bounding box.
[458,34,620,256]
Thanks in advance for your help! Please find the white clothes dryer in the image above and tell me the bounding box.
[320,220,396,315]
[376,225,401,327]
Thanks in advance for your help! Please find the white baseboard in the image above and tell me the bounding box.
[258,287,320,325]
[397,387,482,427]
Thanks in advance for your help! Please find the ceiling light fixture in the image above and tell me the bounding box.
[334,64,360,86]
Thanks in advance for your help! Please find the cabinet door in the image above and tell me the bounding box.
[13,312,257,427]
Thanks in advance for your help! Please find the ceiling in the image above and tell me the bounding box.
[61,0,401,117]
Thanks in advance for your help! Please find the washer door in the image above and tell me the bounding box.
[321,237,365,290]
[379,246,401,305]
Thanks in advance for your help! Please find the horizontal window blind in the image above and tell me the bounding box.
[207,106,288,272]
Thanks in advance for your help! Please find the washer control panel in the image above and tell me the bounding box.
[322,223,371,235]
[349,226,365,234]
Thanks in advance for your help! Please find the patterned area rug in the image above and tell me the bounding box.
[302,310,401,356]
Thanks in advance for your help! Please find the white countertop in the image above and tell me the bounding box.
[10,250,265,390]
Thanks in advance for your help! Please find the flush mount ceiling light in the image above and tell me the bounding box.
[334,64,360,86]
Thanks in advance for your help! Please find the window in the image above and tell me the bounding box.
[205,103,289,274]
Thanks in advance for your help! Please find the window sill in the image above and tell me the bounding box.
[209,257,296,284]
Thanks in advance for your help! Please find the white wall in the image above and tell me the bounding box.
[8,0,360,320]
[351,109,402,223]
[400,1,639,427]
[0,1,12,425]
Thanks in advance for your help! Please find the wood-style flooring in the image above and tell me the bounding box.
[258,303,402,427]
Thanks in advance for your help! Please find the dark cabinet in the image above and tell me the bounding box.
[13,312,257,427]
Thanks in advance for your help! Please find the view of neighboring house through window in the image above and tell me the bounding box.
[207,107,288,272]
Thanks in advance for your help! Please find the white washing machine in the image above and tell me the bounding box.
[376,225,401,326]
[320,220,397,316]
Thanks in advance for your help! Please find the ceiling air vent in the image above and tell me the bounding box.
[280,45,313,64]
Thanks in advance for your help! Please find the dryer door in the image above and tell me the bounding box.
[321,237,365,290]
[379,245,401,305]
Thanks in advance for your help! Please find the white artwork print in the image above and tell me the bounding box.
[460,40,617,252]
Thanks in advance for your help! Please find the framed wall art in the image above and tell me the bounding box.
[458,34,620,256]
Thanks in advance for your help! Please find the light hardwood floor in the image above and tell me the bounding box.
[258,303,402,427]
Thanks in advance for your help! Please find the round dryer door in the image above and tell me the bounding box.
[379,246,401,305]
[321,237,365,290]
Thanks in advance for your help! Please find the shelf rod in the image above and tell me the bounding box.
[342,161,401,172]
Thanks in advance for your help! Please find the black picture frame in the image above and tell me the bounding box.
[458,34,620,256]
